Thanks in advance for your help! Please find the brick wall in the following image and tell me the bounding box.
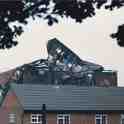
[22,112,121,124]
[1,90,23,124]
[94,71,117,87]
[108,113,120,124]
[71,113,94,124]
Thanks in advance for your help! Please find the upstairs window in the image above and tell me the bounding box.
[121,114,124,124]
[31,114,42,124]
[57,114,70,124]
[95,114,108,124]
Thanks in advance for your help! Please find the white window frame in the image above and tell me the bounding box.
[8,113,16,123]
[95,114,108,124]
[121,114,124,124]
[57,114,70,124]
[31,114,42,124]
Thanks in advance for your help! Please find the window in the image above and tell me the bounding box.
[121,114,124,124]
[57,114,70,124]
[95,114,108,124]
[8,113,16,123]
[31,114,42,124]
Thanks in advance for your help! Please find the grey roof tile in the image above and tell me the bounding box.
[12,84,124,111]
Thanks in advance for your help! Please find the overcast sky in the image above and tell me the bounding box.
[0,7,124,86]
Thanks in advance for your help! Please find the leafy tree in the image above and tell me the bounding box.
[111,24,124,47]
[0,0,124,49]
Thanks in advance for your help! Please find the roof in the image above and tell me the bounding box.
[12,83,124,112]
[0,38,104,86]
[15,58,103,85]
[47,38,103,71]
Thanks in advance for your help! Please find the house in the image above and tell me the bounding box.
[0,38,120,124]
[1,83,124,124]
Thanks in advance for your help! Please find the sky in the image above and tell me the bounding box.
[0,7,124,86]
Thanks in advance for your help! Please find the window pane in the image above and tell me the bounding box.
[65,116,69,124]
[96,115,101,118]
[58,119,63,124]
[121,114,124,124]
[31,114,42,124]
[95,114,107,124]
[32,118,37,122]
[102,116,106,124]
[58,115,63,118]
[96,119,100,124]
[32,115,37,118]
[38,117,42,123]
[57,114,70,124]
[122,119,124,124]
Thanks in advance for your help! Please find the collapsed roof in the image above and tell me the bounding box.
[47,38,103,71]
[15,38,103,85]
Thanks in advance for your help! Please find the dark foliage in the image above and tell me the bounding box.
[111,24,124,47]
[0,0,124,49]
